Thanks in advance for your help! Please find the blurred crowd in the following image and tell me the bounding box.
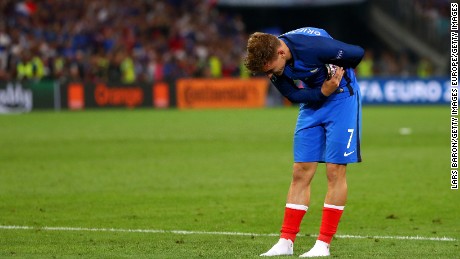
[414,0,450,37]
[371,0,451,77]
[385,0,451,53]
[0,0,249,83]
[0,0,439,83]
[356,48,435,79]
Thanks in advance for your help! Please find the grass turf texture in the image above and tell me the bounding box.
[0,106,457,258]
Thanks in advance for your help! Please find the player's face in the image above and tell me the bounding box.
[263,54,286,79]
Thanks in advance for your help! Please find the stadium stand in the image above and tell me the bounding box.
[0,0,449,82]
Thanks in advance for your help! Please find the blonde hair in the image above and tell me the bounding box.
[243,32,280,73]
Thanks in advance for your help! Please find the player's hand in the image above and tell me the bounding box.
[321,66,344,96]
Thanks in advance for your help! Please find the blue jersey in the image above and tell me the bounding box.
[271,27,364,163]
[271,27,364,103]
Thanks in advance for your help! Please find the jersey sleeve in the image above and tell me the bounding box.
[270,74,328,103]
[315,37,364,68]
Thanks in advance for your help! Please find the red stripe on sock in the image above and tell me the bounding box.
[318,207,344,244]
[280,207,306,242]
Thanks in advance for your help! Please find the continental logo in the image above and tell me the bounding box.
[176,78,269,109]
[94,83,143,107]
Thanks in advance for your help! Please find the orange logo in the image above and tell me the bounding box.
[94,83,143,107]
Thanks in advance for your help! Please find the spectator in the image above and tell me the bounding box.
[398,52,416,77]
[16,50,44,81]
[209,54,222,78]
[120,48,136,84]
[356,49,374,78]
[0,24,11,77]
[417,57,433,78]
[69,50,86,81]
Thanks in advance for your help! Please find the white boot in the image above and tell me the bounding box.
[299,240,330,257]
[260,238,294,256]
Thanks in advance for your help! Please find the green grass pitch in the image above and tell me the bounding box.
[0,106,458,258]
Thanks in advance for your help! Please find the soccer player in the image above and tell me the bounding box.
[244,27,364,257]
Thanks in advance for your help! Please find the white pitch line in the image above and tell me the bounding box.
[0,225,456,242]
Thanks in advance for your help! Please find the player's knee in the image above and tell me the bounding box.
[292,163,315,184]
[326,164,347,184]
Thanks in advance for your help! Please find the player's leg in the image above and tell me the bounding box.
[260,162,317,257]
[283,162,318,240]
[300,90,361,258]
[324,163,347,206]
[261,125,325,257]
[300,163,347,257]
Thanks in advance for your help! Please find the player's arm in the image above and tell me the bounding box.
[271,69,343,103]
[315,37,364,68]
